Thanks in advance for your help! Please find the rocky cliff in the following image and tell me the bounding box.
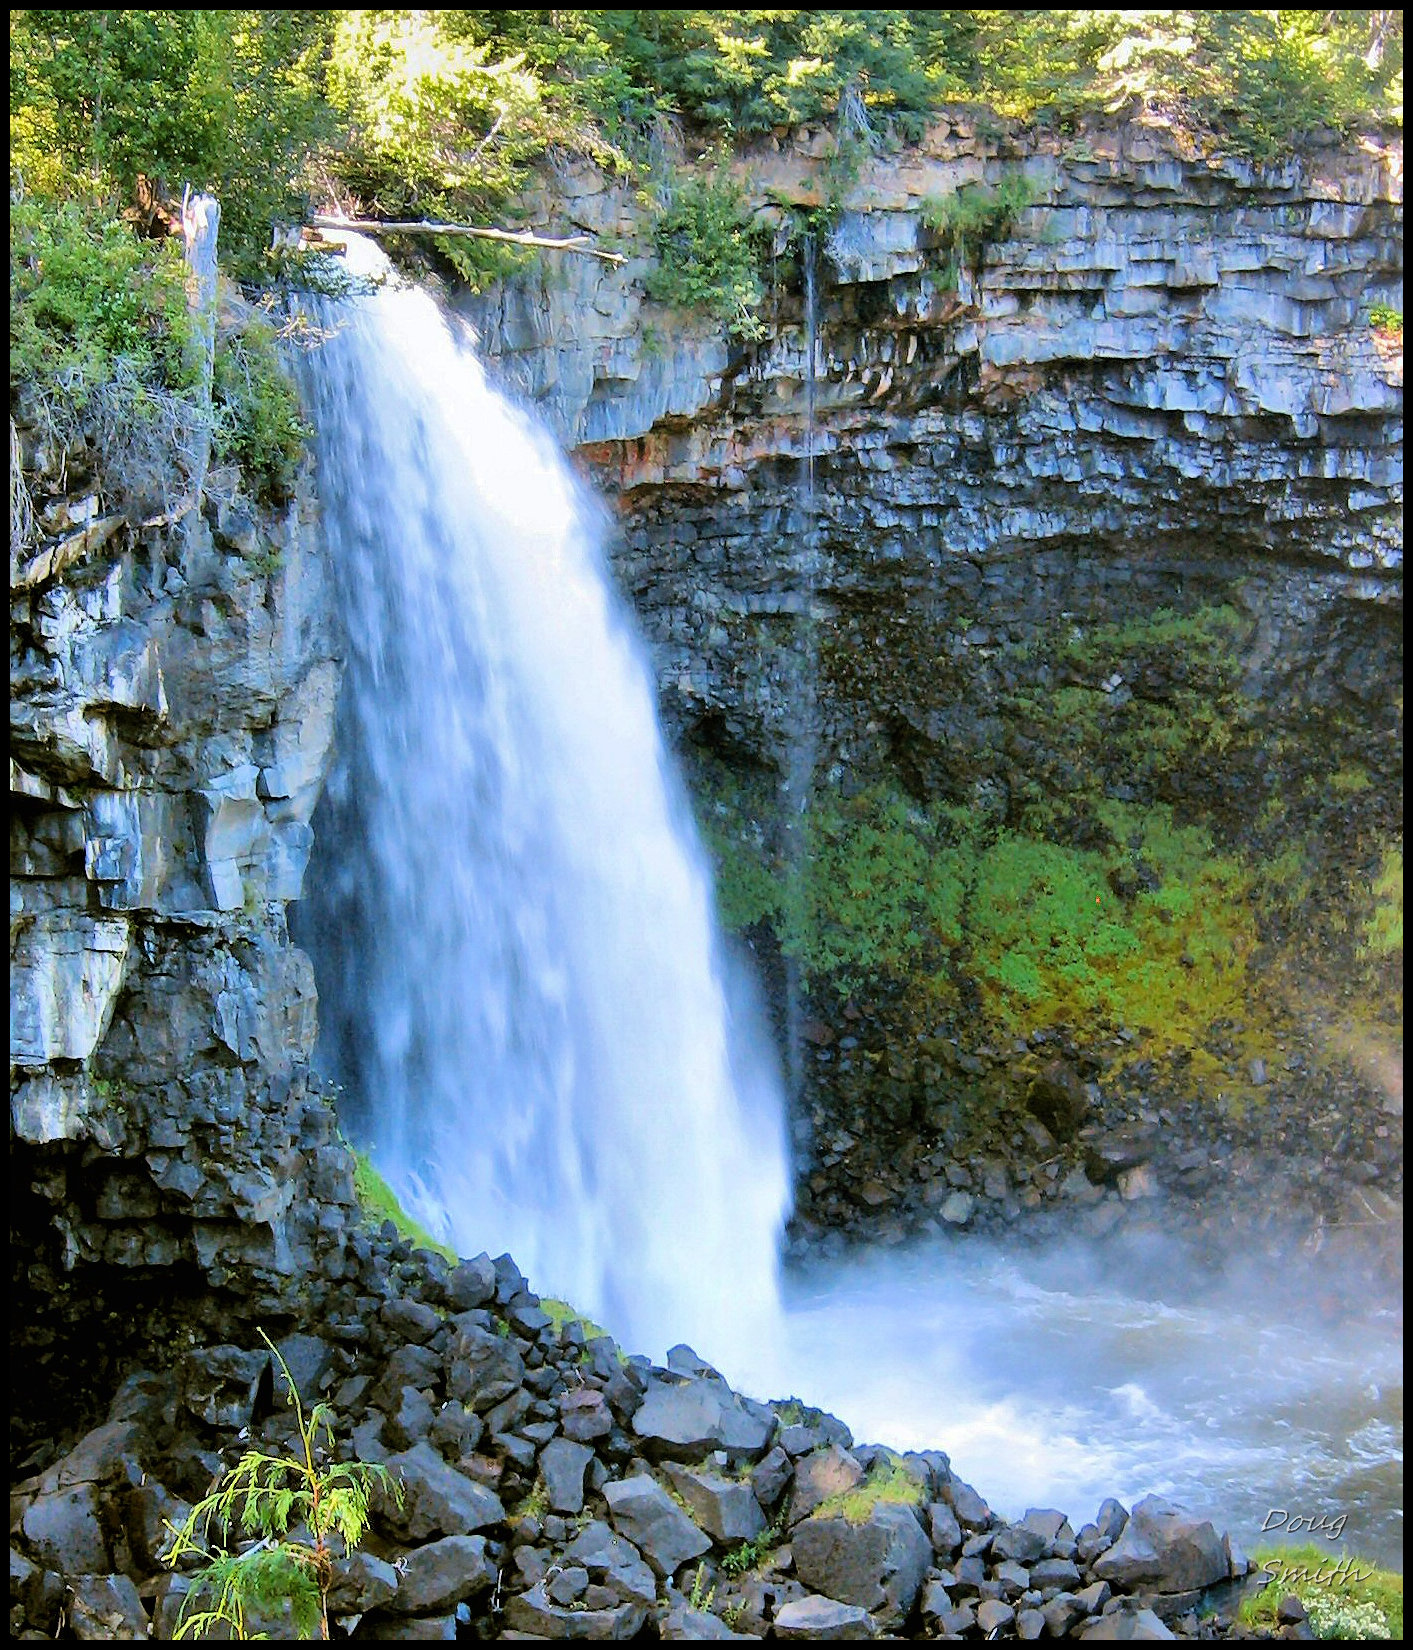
[9,440,356,1446]
[465,112,1403,1251]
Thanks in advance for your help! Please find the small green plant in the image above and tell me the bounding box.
[165,1331,403,1640]
[919,172,1034,285]
[212,316,311,502]
[815,1453,925,1525]
[687,1563,716,1613]
[1360,847,1403,959]
[1369,304,1403,335]
[720,1516,787,1576]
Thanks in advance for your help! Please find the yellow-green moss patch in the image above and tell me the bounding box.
[1239,1544,1402,1640]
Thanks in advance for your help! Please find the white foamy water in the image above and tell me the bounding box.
[779,1234,1403,1571]
[296,241,790,1379]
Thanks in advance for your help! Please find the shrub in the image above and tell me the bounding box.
[10,196,193,392]
[646,166,767,339]
[920,172,1034,284]
[213,316,310,501]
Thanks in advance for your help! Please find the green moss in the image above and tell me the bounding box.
[539,1297,614,1344]
[1361,847,1403,958]
[1240,1545,1402,1639]
[351,1150,456,1262]
[815,1455,925,1525]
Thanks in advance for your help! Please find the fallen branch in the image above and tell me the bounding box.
[310,215,625,264]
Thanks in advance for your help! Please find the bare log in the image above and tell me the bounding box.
[310,214,626,264]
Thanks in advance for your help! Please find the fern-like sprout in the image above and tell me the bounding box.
[164,1330,403,1640]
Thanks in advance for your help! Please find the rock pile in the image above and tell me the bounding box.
[11,1235,1267,1641]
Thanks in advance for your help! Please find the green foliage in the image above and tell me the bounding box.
[324,11,551,290]
[721,1517,788,1575]
[576,11,955,137]
[10,9,334,275]
[1369,303,1403,333]
[647,166,768,338]
[968,10,1401,158]
[11,194,311,513]
[10,195,193,391]
[351,1150,456,1262]
[688,1562,717,1613]
[1240,1545,1403,1639]
[165,1331,402,1641]
[213,316,311,501]
[540,1297,614,1343]
[920,171,1034,283]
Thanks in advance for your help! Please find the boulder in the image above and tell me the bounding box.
[976,1597,1017,1634]
[357,1614,458,1640]
[563,1520,658,1606]
[180,1345,267,1429]
[750,1445,793,1511]
[445,1320,524,1413]
[1027,1058,1093,1138]
[941,1474,991,1528]
[374,1344,443,1411]
[270,1333,335,1404]
[327,1550,400,1613]
[1091,1497,1228,1594]
[1045,1592,1090,1635]
[66,1573,150,1640]
[664,1464,767,1543]
[602,1475,710,1577]
[503,1580,647,1639]
[560,1387,613,1443]
[444,1254,497,1311]
[386,1384,438,1449]
[20,1485,110,1574]
[1032,1555,1083,1589]
[926,1499,962,1556]
[1079,1606,1178,1639]
[660,1602,759,1639]
[381,1442,506,1539]
[631,1376,774,1465]
[382,1297,443,1344]
[540,1437,596,1515]
[773,1594,874,1640]
[791,1502,932,1629]
[386,1535,496,1613]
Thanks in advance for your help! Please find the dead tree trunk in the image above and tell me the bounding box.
[181,190,221,516]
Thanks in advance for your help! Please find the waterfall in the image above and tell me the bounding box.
[295,241,791,1379]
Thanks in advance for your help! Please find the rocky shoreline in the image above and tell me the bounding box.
[13,1219,1317,1644]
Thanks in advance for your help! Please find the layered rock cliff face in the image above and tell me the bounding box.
[466,114,1403,1248]
[9,450,355,1444]
[470,113,1401,766]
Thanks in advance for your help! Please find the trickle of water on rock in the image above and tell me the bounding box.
[781,232,822,1108]
[295,239,791,1380]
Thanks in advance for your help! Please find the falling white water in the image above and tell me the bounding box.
[296,240,790,1379]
